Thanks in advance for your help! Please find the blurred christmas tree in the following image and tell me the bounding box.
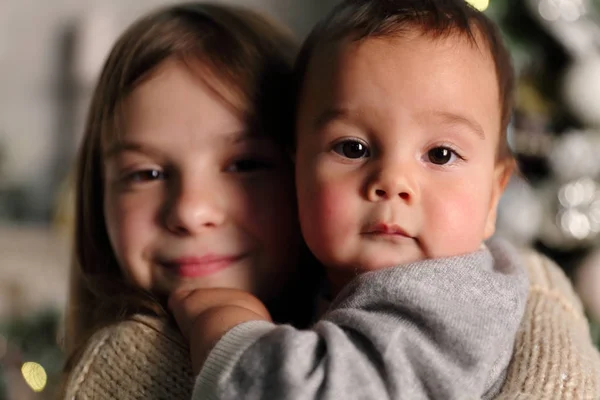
[484,0,600,348]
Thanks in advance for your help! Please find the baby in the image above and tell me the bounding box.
[170,1,529,398]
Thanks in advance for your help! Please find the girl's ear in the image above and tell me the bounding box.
[484,158,516,239]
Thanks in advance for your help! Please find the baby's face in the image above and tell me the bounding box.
[103,59,301,301]
[295,32,511,291]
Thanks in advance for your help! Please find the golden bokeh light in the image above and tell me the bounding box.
[466,0,490,11]
[21,362,47,393]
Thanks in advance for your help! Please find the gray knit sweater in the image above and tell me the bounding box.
[194,239,529,400]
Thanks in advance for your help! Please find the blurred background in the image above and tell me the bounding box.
[1,0,600,398]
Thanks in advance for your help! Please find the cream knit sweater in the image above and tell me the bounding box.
[496,249,600,399]
[63,249,600,399]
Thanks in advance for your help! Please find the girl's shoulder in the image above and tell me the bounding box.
[519,247,586,315]
[64,314,194,400]
[497,247,600,399]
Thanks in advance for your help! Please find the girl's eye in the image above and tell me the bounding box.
[124,169,165,183]
[332,140,370,159]
[227,158,274,173]
[427,147,459,165]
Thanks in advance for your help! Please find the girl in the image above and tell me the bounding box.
[60,3,319,398]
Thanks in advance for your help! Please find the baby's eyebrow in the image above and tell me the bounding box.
[312,108,353,131]
[421,110,485,140]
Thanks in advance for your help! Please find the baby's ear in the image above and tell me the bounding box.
[495,158,516,192]
[484,158,516,239]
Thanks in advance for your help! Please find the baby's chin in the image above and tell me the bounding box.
[357,256,426,272]
[345,247,428,272]
[324,253,424,288]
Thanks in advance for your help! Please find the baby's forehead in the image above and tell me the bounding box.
[328,26,493,65]
[303,30,498,98]
[297,31,503,142]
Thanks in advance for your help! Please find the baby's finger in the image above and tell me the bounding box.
[169,288,270,330]
[168,288,242,335]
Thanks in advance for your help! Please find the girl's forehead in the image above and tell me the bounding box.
[102,59,248,141]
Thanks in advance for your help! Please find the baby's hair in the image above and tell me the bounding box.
[63,1,298,375]
[293,0,515,161]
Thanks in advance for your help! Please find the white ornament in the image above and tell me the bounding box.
[562,55,600,128]
[537,0,587,23]
[527,0,600,60]
[548,130,600,181]
[528,0,600,127]
[538,178,600,250]
[496,177,543,245]
[574,247,600,321]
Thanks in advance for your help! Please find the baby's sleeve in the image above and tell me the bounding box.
[63,315,194,400]
[193,244,529,400]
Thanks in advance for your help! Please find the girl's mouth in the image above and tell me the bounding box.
[163,254,244,278]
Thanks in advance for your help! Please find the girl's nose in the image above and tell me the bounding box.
[162,176,226,236]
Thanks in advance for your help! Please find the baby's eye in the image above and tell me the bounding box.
[332,140,370,159]
[124,169,165,183]
[226,158,274,173]
[426,147,459,165]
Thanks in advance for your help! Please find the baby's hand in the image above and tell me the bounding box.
[168,288,271,374]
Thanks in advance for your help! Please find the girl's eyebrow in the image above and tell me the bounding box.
[104,130,270,159]
[223,130,255,144]
[223,130,274,145]
[103,141,161,160]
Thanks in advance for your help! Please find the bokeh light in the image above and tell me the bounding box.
[467,0,490,11]
[21,361,47,392]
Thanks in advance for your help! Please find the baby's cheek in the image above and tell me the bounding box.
[429,192,490,255]
[299,180,354,262]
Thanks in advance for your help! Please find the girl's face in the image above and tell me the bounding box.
[103,59,300,302]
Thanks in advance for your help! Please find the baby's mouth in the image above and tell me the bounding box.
[363,223,412,238]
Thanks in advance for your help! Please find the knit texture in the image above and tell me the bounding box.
[62,250,600,399]
[64,315,194,399]
[496,248,600,400]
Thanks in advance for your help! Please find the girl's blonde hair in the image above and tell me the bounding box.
[63,1,300,374]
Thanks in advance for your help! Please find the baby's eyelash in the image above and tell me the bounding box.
[330,138,370,160]
[434,143,465,158]
[424,144,466,166]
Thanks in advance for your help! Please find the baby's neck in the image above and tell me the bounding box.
[316,296,331,320]
[325,269,357,299]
